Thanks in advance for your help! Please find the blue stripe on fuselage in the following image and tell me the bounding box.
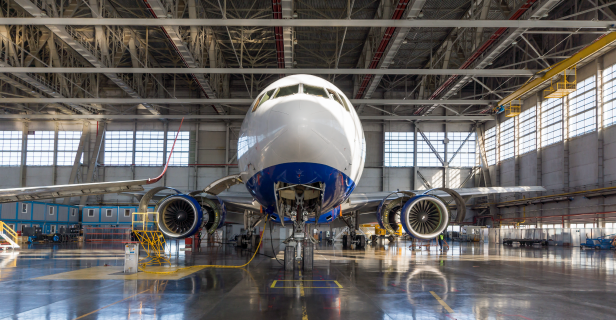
[245,162,355,224]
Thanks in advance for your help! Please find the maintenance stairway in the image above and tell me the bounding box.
[0,221,19,250]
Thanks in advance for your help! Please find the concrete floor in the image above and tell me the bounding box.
[1,240,615,319]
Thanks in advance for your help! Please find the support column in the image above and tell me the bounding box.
[19,122,28,187]
[225,122,230,176]
[413,122,418,190]
[79,122,106,207]
[52,123,59,203]
[597,57,605,219]
[536,93,544,223]
[194,122,199,190]
[63,122,90,205]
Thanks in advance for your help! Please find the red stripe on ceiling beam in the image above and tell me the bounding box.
[415,0,538,114]
[354,0,411,100]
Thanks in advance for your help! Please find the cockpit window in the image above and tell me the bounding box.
[273,85,299,99]
[252,88,275,112]
[327,89,349,111]
[303,84,328,98]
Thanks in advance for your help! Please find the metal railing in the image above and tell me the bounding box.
[83,227,131,242]
[0,220,18,246]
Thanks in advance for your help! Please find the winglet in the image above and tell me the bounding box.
[147,117,184,184]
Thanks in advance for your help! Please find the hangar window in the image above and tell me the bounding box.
[302,84,328,98]
[135,131,164,166]
[417,132,445,167]
[106,209,112,217]
[253,88,276,112]
[0,131,22,166]
[541,98,563,147]
[167,131,190,166]
[568,76,596,137]
[124,209,131,217]
[104,131,134,166]
[26,131,55,166]
[518,107,536,155]
[327,89,349,111]
[273,84,299,99]
[499,118,514,161]
[385,132,413,167]
[604,63,616,127]
[48,207,54,215]
[485,127,496,166]
[88,209,94,217]
[447,132,476,167]
[57,131,83,166]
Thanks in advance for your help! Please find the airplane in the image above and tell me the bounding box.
[0,74,545,270]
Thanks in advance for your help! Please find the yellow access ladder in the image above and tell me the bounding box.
[0,221,20,250]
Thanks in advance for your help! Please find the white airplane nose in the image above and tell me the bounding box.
[266,99,351,166]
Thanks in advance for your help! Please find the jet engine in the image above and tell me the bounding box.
[377,188,465,240]
[399,195,449,240]
[157,194,225,239]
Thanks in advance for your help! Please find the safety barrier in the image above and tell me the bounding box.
[83,227,131,242]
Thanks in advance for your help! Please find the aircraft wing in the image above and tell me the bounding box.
[0,175,167,204]
[341,186,547,214]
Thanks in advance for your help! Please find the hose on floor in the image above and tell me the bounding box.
[139,216,268,274]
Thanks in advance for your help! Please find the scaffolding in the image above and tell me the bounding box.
[132,212,170,267]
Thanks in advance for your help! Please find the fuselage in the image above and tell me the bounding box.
[238,75,366,223]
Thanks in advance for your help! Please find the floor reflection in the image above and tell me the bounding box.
[1,241,616,319]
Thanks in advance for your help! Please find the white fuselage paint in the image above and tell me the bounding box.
[238,74,365,196]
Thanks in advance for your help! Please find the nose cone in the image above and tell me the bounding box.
[264,98,352,169]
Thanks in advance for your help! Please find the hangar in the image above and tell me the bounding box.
[0,0,615,318]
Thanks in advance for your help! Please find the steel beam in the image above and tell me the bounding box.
[0,18,612,28]
[12,0,159,115]
[63,122,90,205]
[0,67,536,76]
[80,121,106,206]
[0,98,491,105]
[0,114,494,121]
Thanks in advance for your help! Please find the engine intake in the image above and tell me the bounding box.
[157,195,203,239]
[400,195,449,240]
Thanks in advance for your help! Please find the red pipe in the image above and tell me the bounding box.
[415,0,538,114]
[354,0,411,100]
[272,0,285,73]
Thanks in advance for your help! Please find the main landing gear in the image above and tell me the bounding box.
[340,211,366,249]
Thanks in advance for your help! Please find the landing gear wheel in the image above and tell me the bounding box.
[284,246,295,271]
[303,243,313,271]
[371,235,377,243]
[251,234,260,249]
[342,235,348,248]
[359,235,366,248]
[388,235,395,242]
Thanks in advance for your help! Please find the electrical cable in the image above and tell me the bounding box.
[139,215,270,274]
[269,217,284,266]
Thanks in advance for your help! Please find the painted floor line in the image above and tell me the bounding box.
[430,291,454,314]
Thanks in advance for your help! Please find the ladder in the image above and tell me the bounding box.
[0,221,20,250]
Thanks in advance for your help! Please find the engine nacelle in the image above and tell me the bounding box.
[157,195,227,239]
[400,195,449,240]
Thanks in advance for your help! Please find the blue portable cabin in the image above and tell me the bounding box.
[81,205,155,227]
[0,201,79,234]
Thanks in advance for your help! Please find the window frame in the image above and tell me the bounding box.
[135,131,165,167]
[0,131,23,166]
[273,84,299,99]
[106,209,113,217]
[416,132,445,167]
[303,84,329,98]
[499,118,515,162]
[124,209,131,217]
[447,132,476,167]
[384,132,414,167]
[104,131,134,166]
[485,127,497,166]
[48,206,54,216]
[541,98,563,147]
[88,209,95,217]
[568,75,597,138]
[26,131,55,166]
[518,107,537,155]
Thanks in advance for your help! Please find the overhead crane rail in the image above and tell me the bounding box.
[498,32,616,108]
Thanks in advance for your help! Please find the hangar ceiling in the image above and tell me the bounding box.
[0,0,613,120]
